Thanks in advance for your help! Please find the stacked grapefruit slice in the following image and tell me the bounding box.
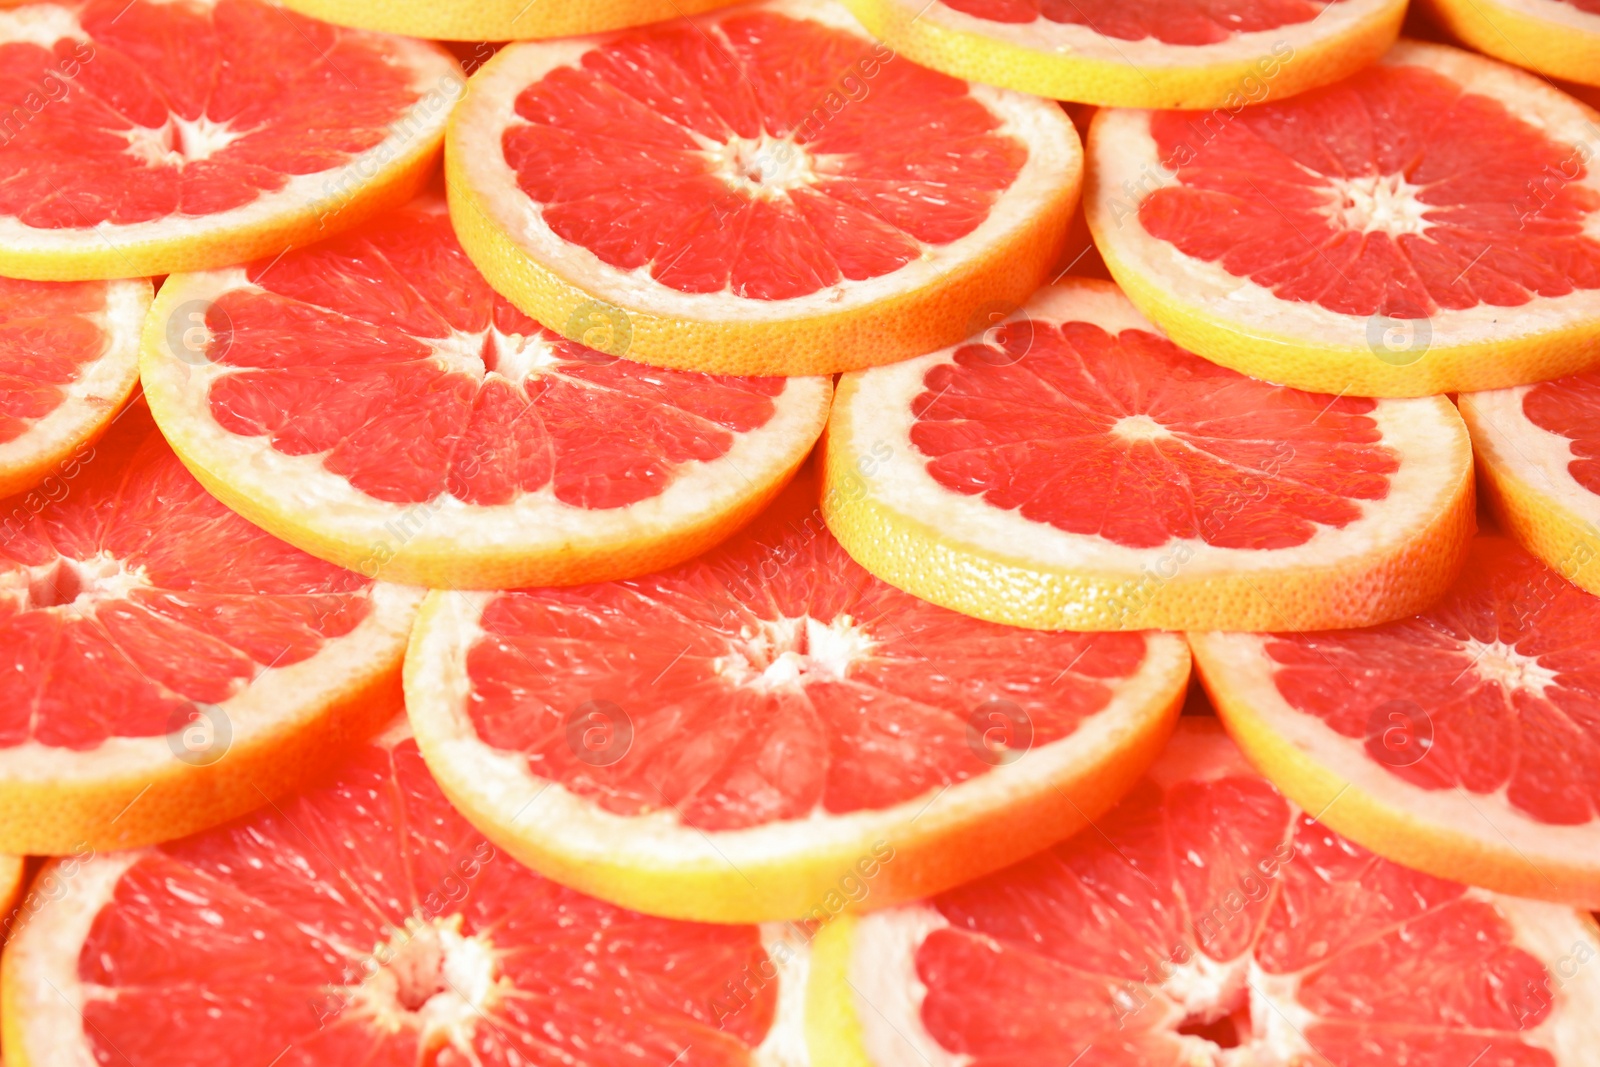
[1427,0,1600,86]
[446,0,1083,375]
[1088,40,1600,397]
[0,405,421,855]
[280,0,740,40]
[0,0,459,280]
[403,471,1192,921]
[824,278,1475,632]
[810,719,1600,1066]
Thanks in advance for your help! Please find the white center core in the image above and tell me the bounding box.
[1465,639,1557,696]
[353,916,504,1054]
[1111,413,1171,443]
[1321,173,1433,237]
[716,615,874,690]
[122,114,247,166]
[26,553,147,615]
[430,329,562,384]
[706,134,817,199]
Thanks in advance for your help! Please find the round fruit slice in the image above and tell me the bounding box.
[1,719,794,1067]
[142,196,832,590]
[823,277,1475,633]
[1192,533,1600,907]
[0,277,149,499]
[1088,40,1600,397]
[404,468,1191,923]
[1427,0,1600,87]
[809,717,1600,1067]
[0,404,422,855]
[839,0,1405,109]
[446,0,1082,376]
[0,0,461,281]
[1460,374,1600,596]
[279,0,738,40]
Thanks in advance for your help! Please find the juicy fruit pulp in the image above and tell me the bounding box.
[0,278,118,446]
[501,8,1025,302]
[21,732,780,1067]
[938,0,1351,44]
[1524,370,1600,498]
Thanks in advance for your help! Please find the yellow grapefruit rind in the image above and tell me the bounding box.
[0,33,460,282]
[0,279,151,499]
[279,0,739,39]
[1459,388,1600,596]
[838,0,1405,109]
[0,586,421,855]
[403,589,1190,923]
[0,855,21,927]
[1426,0,1600,87]
[140,267,835,589]
[445,0,1081,377]
[1086,40,1600,398]
[1193,634,1600,907]
[822,278,1478,632]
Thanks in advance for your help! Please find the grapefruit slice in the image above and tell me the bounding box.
[839,0,1406,109]
[1427,0,1600,87]
[1192,533,1600,907]
[1460,374,1600,597]
[0,719,795,1067]
[279,0,738,41]
[142,196,832,590]
[823,277,1475,633]
[446,0,1082,377]
[0,0,460,281]
[1087,40,1600,397]
[0,403,422,856]
[0,277,149,499]
[808,718,1600,1067]
[0,855,19,928]
[403,468,1191,923]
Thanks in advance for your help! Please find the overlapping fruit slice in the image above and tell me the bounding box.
[0,404,421,855]
[1088,40,1600,397]
[1193,533,1600,906]
[0,277,149,498]
[0,0,460,280]
[403,470,1191,923]
[446,0,1082,376]
[280,0,738,40]
[143,196,832,589]
[1,719,791,1067]
[1460,373,1600,596]
[823,277,1475,632]
[809,718,1600,1067]
[1428,0,1600,86]
[839,0,1405,108]
[0,854,20,926]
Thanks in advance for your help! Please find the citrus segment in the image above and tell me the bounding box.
[0,404,421,855]
[1088,40,1600,397]
[808,718,1600,1067]
[0,720,795,1067]
[1193,533,1600,906]
[0,277,149,499]
[1427,0,1600,87]
[839,0,1405,108]
[446,0,1081,376]
[1461,375,1600,597]
[823,277,1475,632]
[403,469,1190,923]
[142,197,832,589]
[279,0,739,41]
[0,0,460,281]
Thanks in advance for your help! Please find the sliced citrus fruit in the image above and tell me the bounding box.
[0,718,795,1067]
[142,196,832,590]
[280,0,738,41]
[0,277,149,499]
[0,403,421,856]
[446,0,1082,377]
[823,277,1475,633]
[1192,532,1600,907]
[1427,0,1600,87]
[404,468,1191,923]
[839,0,1406,109]
[0,0,460,281]
[1460,375,1600,596]
[0,855,20,927]
[1088,40,1600,397]
[808,717,1600,1067]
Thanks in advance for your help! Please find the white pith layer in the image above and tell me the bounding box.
[1460,385,1600,533]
